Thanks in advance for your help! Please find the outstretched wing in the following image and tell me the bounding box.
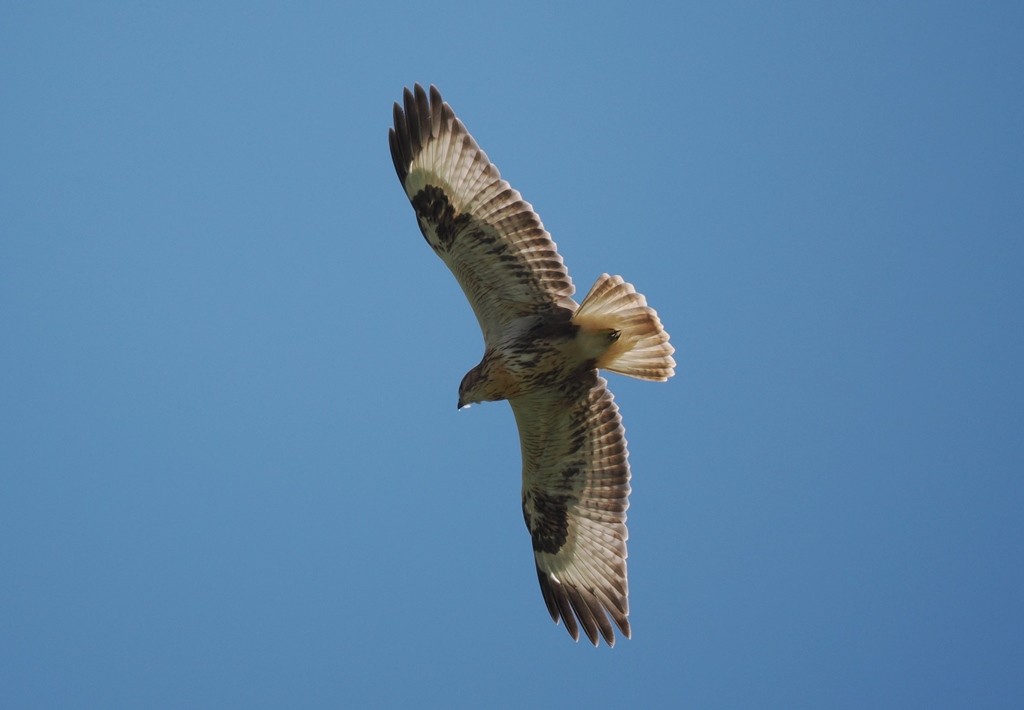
[389,84,576,345]
[510,372,631,646]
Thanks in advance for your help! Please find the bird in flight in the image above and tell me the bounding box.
[389,85,675,646]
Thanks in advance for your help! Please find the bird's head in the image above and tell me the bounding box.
[457,364,485,410]
[458,356,509,409]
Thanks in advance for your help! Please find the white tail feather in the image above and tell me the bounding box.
[572,274,676,381]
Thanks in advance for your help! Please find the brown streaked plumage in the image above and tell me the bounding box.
[389,84,675,646]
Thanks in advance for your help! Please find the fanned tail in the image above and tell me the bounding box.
[572,274,676,382]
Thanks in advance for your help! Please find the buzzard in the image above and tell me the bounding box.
[389,85,675,646]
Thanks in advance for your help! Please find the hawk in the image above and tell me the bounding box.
[389,85,675,646]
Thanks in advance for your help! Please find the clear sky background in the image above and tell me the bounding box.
[3,2,1022,708]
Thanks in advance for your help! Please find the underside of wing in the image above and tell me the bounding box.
[389,84,576,343]
[510,372,631,646]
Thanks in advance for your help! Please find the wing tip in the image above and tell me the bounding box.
[535,565,629,648]
[390,83,450,186]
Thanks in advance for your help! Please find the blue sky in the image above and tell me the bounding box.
[2,2,1022,707]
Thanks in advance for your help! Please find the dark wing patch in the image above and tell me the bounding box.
[389,84,576,345]
[511,373,632,646]
[409,184,470,250]
[522,491,571,553]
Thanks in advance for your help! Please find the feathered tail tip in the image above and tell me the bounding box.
[572,274,676,381]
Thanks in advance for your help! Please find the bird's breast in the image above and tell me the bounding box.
[494,327,596,397]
